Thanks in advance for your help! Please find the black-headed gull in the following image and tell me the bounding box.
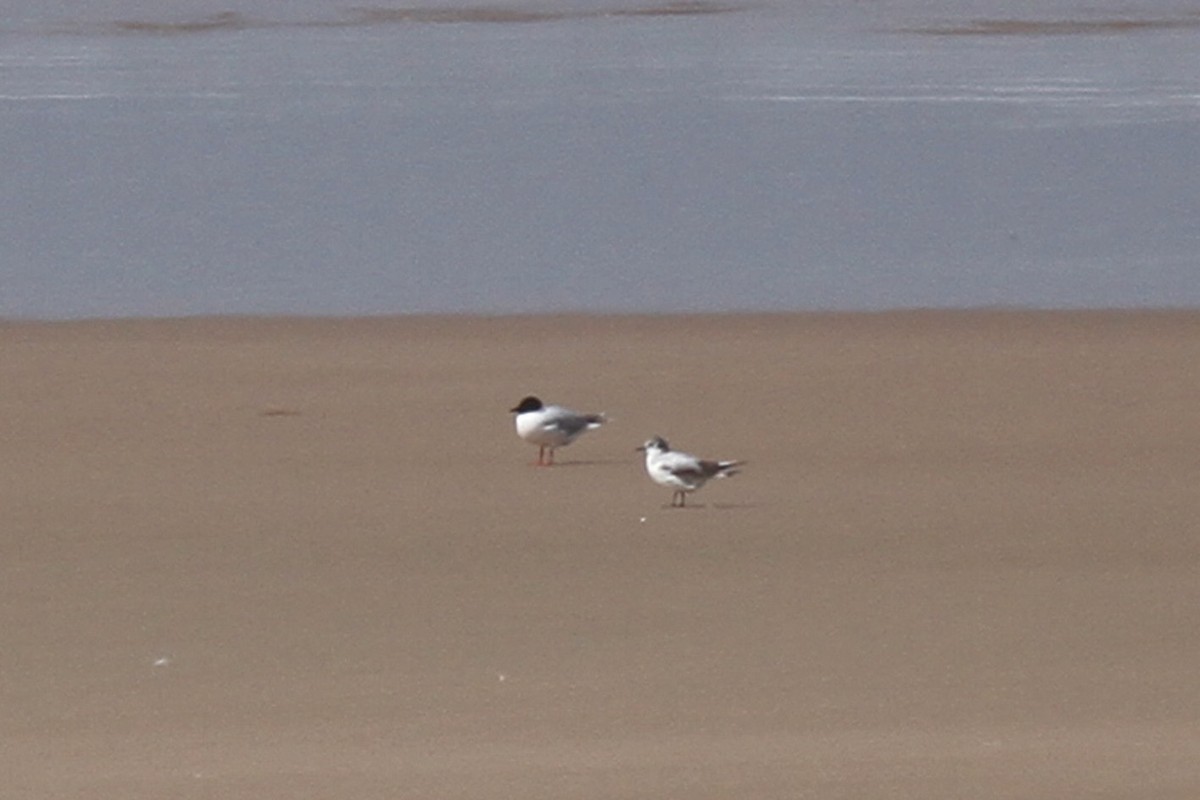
[510,396,606,466]
[637,436,742,507]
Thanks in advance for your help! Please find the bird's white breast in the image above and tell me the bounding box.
[516,410,569,446]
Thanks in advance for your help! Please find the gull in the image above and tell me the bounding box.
[510,396,606,466]
[637,436,742,507]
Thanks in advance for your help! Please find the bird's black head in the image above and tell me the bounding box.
[636,436,670,452]
[510,396,544,414]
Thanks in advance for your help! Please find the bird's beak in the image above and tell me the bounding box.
[634,445,645,452]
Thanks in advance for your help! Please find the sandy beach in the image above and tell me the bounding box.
[3,311,1199,798]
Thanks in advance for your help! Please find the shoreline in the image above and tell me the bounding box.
[6,305,1200,321]
[4,306,1200,341]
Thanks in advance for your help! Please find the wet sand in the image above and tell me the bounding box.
[3,311,1199,798]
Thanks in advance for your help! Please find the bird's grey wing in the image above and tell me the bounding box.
[699,458,742,477]
[663,453,707,479]
[544,408,603,435]
[669,466,706,481]
[699,459,741,478]
[543,410,589,435]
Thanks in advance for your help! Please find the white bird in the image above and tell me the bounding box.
[637,436,742,507]
[510,396,606,466]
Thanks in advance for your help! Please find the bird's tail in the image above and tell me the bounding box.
[715,460,743,478]
[584,413,607,429]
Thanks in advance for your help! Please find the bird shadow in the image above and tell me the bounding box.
[658,501,761,511]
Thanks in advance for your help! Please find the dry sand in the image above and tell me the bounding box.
[3,311,1198,798]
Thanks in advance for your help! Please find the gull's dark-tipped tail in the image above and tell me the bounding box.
[713,460,743,478]
[692,459,744,481]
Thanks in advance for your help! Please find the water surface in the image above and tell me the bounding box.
[3,1,1199,317]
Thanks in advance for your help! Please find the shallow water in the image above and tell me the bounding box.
[3,1,1199,317]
